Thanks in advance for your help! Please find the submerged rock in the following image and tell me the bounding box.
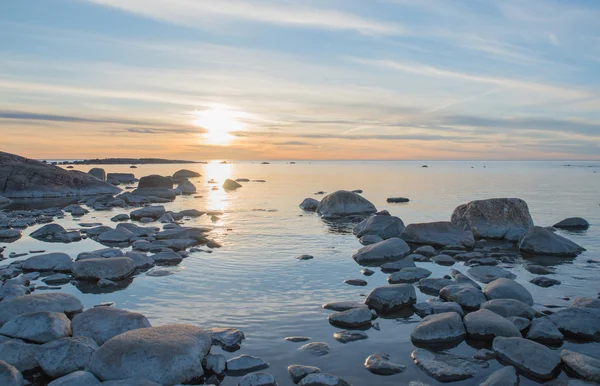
[451,198,534,241]
[492,337,561,381]
[72,257,135,281]
[227,354,270,375]
[519,226,585,257]
[410,312,466,344]
[72,306,151,346]
[352,238,410,265]
[353,214,405,239]
[322,301,368,312]
[553,217,589,230]
[467,266,516,284]
[207,327,245,351]
[328,308,372,328]
[316,190,377,217]
[530,276,561,287]
[223,179,242,190]
[364,353,406,375]
[333,330,368,343]
[401,222,475,249]
[365,284,416,313]
[560,349,600,383]
[298,342,330,357]
[299,198,320,211]
[288,365,321,383]
[411,348,480,382]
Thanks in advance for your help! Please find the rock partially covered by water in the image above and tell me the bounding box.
[89,324,211,384]
[467,266,516,284]
[130,206,165,221]
[401,222,475,249]
[0,151,121,198]
[299,198,320,211]
[484,278,534,306]
[298,342,330,357]
[365,284,416,313]
[88,168,106,181]
[352,238,410,265]
[480,366,519,386]
[353,214,405,239]
[560,349,600,383]
[480,299,536,319]
[298,373,350,386]
[288,365,321,383]
[364,353,406,375]
[72,307,151,345]
[526,317,563,345]
[0,293,83,325]
[451,198,534,241]
[72,257,135,281]
[411,349,480,382]
[411,312,466,344]
[172,169,201,181]
[440,284,486,310]
[36,336,98,378]
[553,217,589,230]
[0,360,23,386]
[328,308,372,328]
[547,308,600,341]
[207,327,245,351]
[492,337,561,381]
[464,309,521,340]
[238,372,277,386]
[316,190,376,218]
[0,311,71,343]
[227,354,270,375]
[223,179,242,190]
[22,252,73,272]
[519,226,585,257]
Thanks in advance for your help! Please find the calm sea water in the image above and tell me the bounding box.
[3,160,600,385]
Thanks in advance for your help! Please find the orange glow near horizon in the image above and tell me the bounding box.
[193,105,246,145]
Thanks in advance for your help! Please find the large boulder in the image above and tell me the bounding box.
[316,190,376,218]
[0,152,121,198]
[410,312,466,344]
[72,257,135,281]
[0,311,72,343]
[484,278,533,306]
[132,175,175,199]
[0,360,23,386]
[88,324,211,384]
[21,252,73,272]
[463,309,521,340]
[0,339,38,372]
[352,238,410,265]
[560,350,600,383]
[106,173,136,184]
[353,214,405,239]
[36,336,98,378]
[519,226,585,257]
[451,198,533,241]
[0,293,83,325]
[553,217,589,230]
[364,284,416,313]
[88,168,106,181]
[400,222,475,248]
[72,307,151,346]
[176,180,196,195]
[492,337,561,381]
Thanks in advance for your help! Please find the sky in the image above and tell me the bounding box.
[1,0,600,161]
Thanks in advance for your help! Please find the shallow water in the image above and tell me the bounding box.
[3,160,600,385]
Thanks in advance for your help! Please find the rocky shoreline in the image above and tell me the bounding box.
[0,153,599,386]
[56,158,205,165]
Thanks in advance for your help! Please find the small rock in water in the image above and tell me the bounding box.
[387,267,431,284]
[411,348,481,382]
[387,197,409,203]
[298,373,350,386]
[467,266,516,284]
[361,268,375,276]
[473,349,496,360]
[463,309,521,340]
[288,365,321,384]
[296,255,314,260]
[526,317,564,345]
[42,273,70,285]
[365,284,416,313]
[431,254,455,266]
[364,353,406,375]
[285,336,311,342]
[525,264,554,275]
[412,301,464,318]
[227,354,270,375]
[208,327,245,351]
[414,245,436,257]
[484,278,534,306]
[298,342,330,356]
[344,279,367,286]
[322,301,368,312]
[328,308,372,328]
[333,330,368,343]
[203,353,226,376]
[530,276,561,287]
[411,312,466,345]
[238,372,277,386]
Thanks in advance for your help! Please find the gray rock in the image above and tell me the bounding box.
[88,168,106,181]
[150,251,183,264]
[0,284,30,301]
[0,152,121,198]
[298,342,330,357]
[207,327,245,351]
[530,277,561,287]
[333,330,368,343]
[89,324,211,384]
[570,297,600,310]
[0,293,83,325]
[480,299,536,319]
[285,336,311,342]
[359,234,383,245]
[227,355,270,375]
[547,308,600,341]
[0,339,37,372]
[412,301,464,318]
[78,248,124,260]
[85,226,113,237]
[473,349,496,360]
[352,238,410,265]
[431,254,455,266]
[411,348,480,382]
[238,372,277,386]
[204,353,226,376]
[409,253,430,262]
[526,265,554,275]
[97,228,134,244]
[364,353,406,375]
[0,311,71,343]
[519,226,585,257]
[526,317,563,345]
[106,173,136,184]
[365,284,416,313]
[492,337,561,381]
[0,196,12,209]
[223,179,242,190]
[322,301,368,312]
[72,257,135,281]
[417,278,454,294]
[154,226,208,240]
[553,217,589,230]
[480,366,519,386]
[451,198,534,241]
[72,307,151,346]
[388,267,431,284]
[124,251,155,269]
[0,360,23,386]
[98,379,160,386]
[176,179,196,195]
[288,365,320,383]
[42,273,71,285]
[316,190,377,217]
[401,221,475,248]
[299,198,320,211]
[344,279,367,286]
[411,312,466,344]
[172,169,201,180]
[111,213,130,222]
[414,245,436,257]
[22,252,73,272]
[506,316,530,332]
[178,209,205,217]
[130,206,165,221]
[440,284,486,310]
[560,349,600,383]
[484,278,533,305]
[36,336,98,377]
[380,257,416,272]
[30,223,67,241]
[353,214,405,239]
[464,309,521,340]
[468,266,516,284]
[0,229,21,240]
[328,308,372,328]
[298,373,350,386]
[48,371,100,386]
[451,269,482,289]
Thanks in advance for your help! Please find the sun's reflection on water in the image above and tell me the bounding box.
[204,161,232,213]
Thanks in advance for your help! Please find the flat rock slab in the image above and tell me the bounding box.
[298,373,350,386]
[519,226,585,257]
[0,311,71,343]
[298,342,330,357]
[328,308,372,329]
[411,348,481,382]
[560,349,600,383]
[333,330,368,343]
[322,301,368,312]
[547,308,600,341]
[464,309,521,340]
[72,257,135,281]
[288,365,321,384]
[412,301,464,318]
[364,353,406,375]
[467,266,516,284]
[365,284,416,313]
[380,257,416,273]
[22,252,73,272]
[440,284,486,310]
[388,267,431,284]
[411,312,466,344]
[0,293,83,325]
[400,221,475,249]
[484,278,533,306]
[72,307,151,346]
[352,238,410,265]
[227,354,270,375]
[492,337,561,381]
[89,324,211,385]
[480,299,536,319]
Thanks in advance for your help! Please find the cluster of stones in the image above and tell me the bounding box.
[299,191,597,384]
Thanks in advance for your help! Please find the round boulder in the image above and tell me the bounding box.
[316,190,376,218]
[353,214,405,239]
[36,336,98,378]
[352,238,410,265]
[492,337,561,381]
[463,309,521,340]
[365,284,416,313]
[0,293,83,325]
[0,311,71,343]
[553,217,589,230]
[299,198,320,211]
[484,278,533,306]
[72,307,151,346]
[223,179,242,190]
[21,252,73,272]
[72,257,135,281]
[410,312,466,344]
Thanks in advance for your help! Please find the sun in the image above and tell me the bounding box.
[192,105,245,145]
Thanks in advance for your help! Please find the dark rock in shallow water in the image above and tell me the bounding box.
[298,373,350,386]
[480,366,519,386]
[0,151,121,198]
[328,308,372,328]
[0,311,71,343]
[410,312,466,344]
[296,254,313,260]
[560,349,600,383]
[0,229,22,241]
[388,267,431,284]
[298,342,330,356]
[288,365,321,383]
[553,217,589,230]
[22,252,73,272]
[464,309,521,340]
[519,226,585,257]
[525,264,554,275]
[72,257,135,281]
[223,179,242,190]
[467,266,516,284]
[227,354,270,375]
[238,372,277,386]
[412,301,464,318]
[451,198,534,241]
[431,254,455,266]
[352,238,410,265]
[333,330,368,343]
[484,278,534,306]
[526,317,563,345]
[480,299,536,319]
[440,284,486,310]
[353,214,405,239]
[364,353,406,375]
[417,278,453,295]
[547,307,600,341]
[172,169,201,181]
[365,284,416,313]
[492,337,561,381]
[207,327,245,351]
[316,190,376,218]
[130,205,165,220]
[344,279,367,286]
[530,276,561,287]
[411,348,481,382]
[387,197,409,203]
[401,221,475,249]
[322,301,368,312]
[299,198,320,211]
[285,336,311,342]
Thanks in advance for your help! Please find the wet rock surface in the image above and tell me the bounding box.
[411,348,481,382]
[492,336,561,381]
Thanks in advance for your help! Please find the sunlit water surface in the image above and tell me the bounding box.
[3,161,600,385]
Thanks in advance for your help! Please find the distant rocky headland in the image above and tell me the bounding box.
[55,158,205,165]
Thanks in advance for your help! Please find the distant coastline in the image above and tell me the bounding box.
[51,158,206,165]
